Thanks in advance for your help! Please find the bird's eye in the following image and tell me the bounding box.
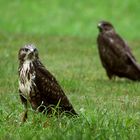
[34,48,38,54]
[103,24,107,28]
[24,48,28,52]
[103,25,109,31]
[34,48,37,52]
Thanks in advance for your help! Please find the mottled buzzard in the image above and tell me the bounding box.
[18,44,77,122]
[97,21,140,81]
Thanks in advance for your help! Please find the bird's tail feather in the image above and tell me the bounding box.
[127,53,140,70]
[126,53,140,81]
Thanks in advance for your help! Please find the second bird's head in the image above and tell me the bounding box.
[97,21,115,33]
[18,44,39,62]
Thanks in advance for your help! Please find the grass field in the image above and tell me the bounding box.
[0,0,140,140]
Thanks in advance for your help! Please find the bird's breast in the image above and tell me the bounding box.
[19,61,36,99]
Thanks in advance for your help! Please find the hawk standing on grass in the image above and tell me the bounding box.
[18,44,77,122]
[97,21,140,81]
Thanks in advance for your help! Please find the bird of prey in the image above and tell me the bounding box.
[18,44,77,122]
[97,21,140,81]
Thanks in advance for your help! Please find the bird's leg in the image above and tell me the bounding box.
[109,75,116,81]
[106,71,115,81]
[22,107,28,123]
[20,95,28,123]
[111,76,116,81]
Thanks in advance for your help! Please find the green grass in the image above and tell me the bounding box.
[0,0,140,140]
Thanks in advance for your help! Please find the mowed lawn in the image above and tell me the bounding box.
[0,0,140,140]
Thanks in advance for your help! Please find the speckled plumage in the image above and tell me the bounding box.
[18,45,77,122]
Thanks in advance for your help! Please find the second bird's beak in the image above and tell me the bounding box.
[97,23,103,32]
[97,23,101,28]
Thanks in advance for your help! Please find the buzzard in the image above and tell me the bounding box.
[18,44,77,122]
[97,21,140,81]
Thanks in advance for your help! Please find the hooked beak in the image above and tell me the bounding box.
[28,49,35,58]
[97,23,103,32]
[97,23,101,28]
[30,48,34,52]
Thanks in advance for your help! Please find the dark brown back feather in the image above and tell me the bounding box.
[34,60,77,115]
[97,24,140,81]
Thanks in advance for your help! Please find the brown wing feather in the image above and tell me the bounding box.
[34,61,77,115]
[107,33,136,59]
[97,31,140,80]
[102,33,139,69]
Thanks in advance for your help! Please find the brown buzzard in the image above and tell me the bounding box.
[97,21,140,81]
[18,44,77,122]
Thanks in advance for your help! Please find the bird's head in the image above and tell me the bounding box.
[97,21,114,33]
[18,44,39,62]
